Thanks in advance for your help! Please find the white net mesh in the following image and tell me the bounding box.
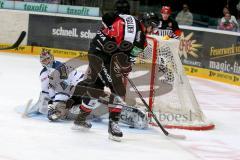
[126,35,214,130]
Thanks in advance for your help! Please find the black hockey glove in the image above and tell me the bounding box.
[112,53,132,77]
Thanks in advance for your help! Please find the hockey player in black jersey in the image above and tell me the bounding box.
[71,0,146,141]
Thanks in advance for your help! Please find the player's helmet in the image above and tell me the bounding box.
[140,12,151,27]
[114,0,130,15]
[102,12,118,28]
[160,6,172,15]
[40,48,54,68]
[149,12,159,26]
[141,12,159,27]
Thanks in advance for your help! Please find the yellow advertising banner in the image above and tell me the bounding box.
[1,44,239,86]
[184,65,240,86]
[0,44,32,54]
[0,44,88,59]
[33,46,88,59]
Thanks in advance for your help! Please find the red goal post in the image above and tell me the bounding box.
[126,35,215,130]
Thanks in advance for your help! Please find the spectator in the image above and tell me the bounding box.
[218,13,236,31]
[236,1,240,31]
[237,1,240,12]
[175,4,193,26]
[221,6,239,31]
[153,6,182,39]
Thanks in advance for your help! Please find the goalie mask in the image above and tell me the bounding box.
[40,49,54,68]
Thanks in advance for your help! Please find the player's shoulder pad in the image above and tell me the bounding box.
[55,63,68,79]
[52,60,63,69]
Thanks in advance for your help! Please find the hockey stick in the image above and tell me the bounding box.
[114,61,186,140]
[0,31,26,50]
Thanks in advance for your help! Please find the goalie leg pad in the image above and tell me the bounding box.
[27,92,50,115]
[47,101,68,121]
[120,105,149,129]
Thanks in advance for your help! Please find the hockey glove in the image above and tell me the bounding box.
[130,46,143,57]
[112,53,132,77]
[49,101,68,121]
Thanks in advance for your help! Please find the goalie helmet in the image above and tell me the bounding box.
[40,48,54,68]
[114,0,130,15]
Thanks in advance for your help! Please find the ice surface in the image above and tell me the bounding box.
[0,53,239,160]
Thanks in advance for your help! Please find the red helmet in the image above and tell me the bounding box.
[160,6,172,14]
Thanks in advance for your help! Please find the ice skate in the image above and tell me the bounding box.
[72,111,92,131]
[108,120,123,142]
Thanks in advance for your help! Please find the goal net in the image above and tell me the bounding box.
[125,35,214,130]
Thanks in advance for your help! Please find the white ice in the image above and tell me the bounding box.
[0,53,239,160]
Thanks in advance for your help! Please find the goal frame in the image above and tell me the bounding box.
[145,35,215,130]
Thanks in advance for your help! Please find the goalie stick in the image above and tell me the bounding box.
[0,31,26,50]
[114,61,186,140]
